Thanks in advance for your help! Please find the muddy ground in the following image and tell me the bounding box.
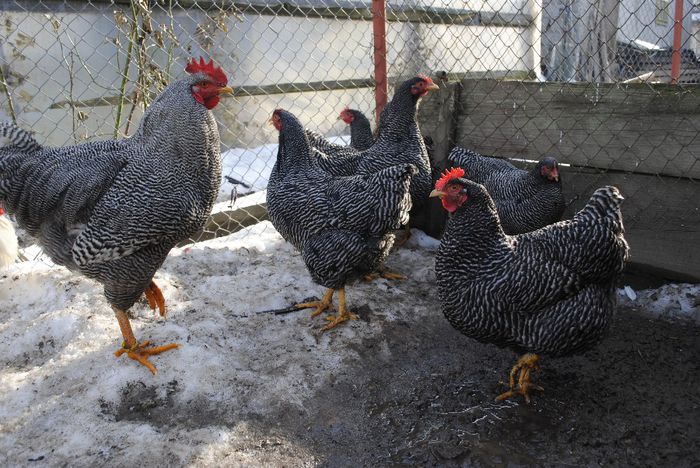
[112,294,699,467]
[3,225,698,467]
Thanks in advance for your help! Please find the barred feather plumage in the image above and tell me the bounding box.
[0,72,223,310]
[305,77,433,211]
[449,147,565,234]
[0,121,41,153]
[267,109,416,289]
[345,109,373,151]
[435,178,629,357]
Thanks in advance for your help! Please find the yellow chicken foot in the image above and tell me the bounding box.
[363,269,407,282]
[113,307,178,375]
[323,288,359,331]
[143,281,167,317]
[495,353,544,404]
[296,288,334,318]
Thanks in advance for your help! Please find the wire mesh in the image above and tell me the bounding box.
[1,0,698,274]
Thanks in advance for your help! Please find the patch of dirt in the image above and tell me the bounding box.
[99,304,699,467]
[252,306,700,466]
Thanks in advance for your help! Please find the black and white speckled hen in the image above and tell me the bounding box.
[307,77,436,207]
[339,108,374,151]
[304,108,374,155]
[449,147,565,234]
[0,57,231,374]
[266,109,416,330]
[431,168,629,402]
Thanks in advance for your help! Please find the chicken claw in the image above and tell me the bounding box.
[144,281,167,317]
[115,341,179,375]
[113,306,177,375]
[322,288,358,331]
[363,269,407,282]
[495,353,544,404]
[296,288,334,318]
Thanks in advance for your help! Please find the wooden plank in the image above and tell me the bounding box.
[50,78,376,108]
[48,72,526,109]
[560,168,699,281]
[184,203,269,245]
[455,79,700,179]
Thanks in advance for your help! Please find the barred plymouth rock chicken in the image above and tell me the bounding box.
[449,147,565,234]
[0,57,231,374]
[304,108,373,156]
[431,168,629,402]
[267,109,416,330]
[339,107,373,150]
[308,77,436,194]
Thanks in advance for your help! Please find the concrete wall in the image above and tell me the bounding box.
[0,0,534,150]
[617,0,695,47]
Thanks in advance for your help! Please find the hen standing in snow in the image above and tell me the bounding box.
[0,57,231,374]
[267,109,416,330]
[449,147,565,234]
[431,168,629,402]
[0,207,18,268]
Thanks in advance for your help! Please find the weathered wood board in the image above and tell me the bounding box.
[415,77,700,280]
[455,79,700,179]
[185,203,270,245]
[560,168,699,281]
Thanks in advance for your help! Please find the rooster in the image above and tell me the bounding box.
[431,168,629,402]
[0,57,231,374]
[0,207,18,268]
[267,109,416,330]
[449,147,565,234]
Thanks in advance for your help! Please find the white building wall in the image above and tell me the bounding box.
[0,1,534,149]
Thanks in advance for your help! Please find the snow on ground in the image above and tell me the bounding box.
[0,222,432,465]
[0,220,697,465]
[618,282,700,324]
[217,136,350,203]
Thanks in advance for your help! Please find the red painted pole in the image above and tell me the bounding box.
[671,0,685,84]
[372,0,388,123]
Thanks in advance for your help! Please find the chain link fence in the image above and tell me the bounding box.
[1,0,699,278]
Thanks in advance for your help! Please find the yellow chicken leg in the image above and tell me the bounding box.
[323,287,359,331]
[296,288,334,318]
[495,353,544,403]
[363,268,407,282]
[143,281,167,317]
[113,307,178,375]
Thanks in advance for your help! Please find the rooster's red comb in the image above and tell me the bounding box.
[185,57,227,86]
[435,167,465,191]
[0,207,4,216]
[417,74,435,84]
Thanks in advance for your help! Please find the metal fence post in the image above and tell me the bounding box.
[671,0,685,84]
[372,0,388,123]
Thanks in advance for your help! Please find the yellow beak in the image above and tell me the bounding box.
[218,86,234,95]
[429,189,446,198]
[426,83,440,91]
